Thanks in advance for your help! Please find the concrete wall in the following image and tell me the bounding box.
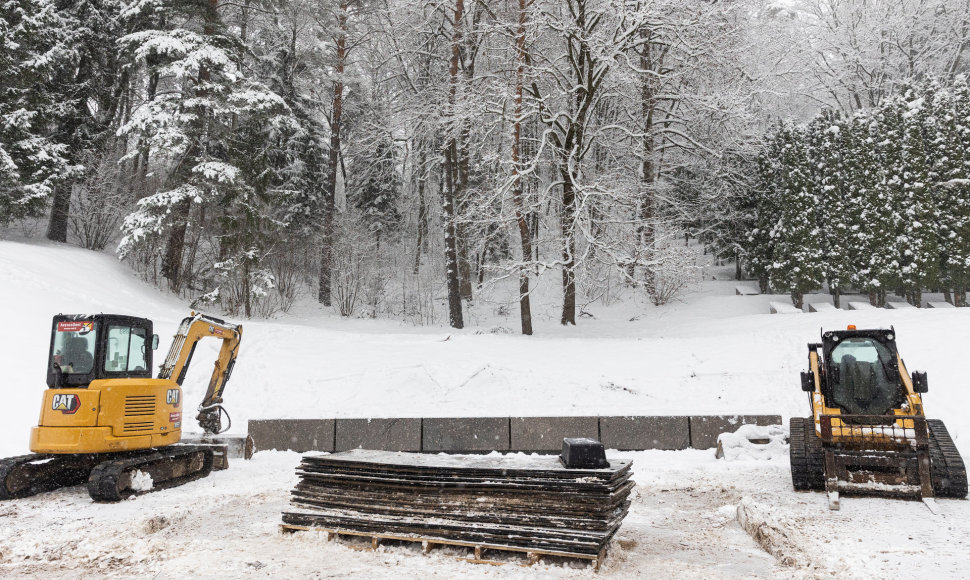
[248,415,782,453]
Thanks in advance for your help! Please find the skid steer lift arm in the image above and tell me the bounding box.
[158,312,243,434]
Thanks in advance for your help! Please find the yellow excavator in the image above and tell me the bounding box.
[0,312,242,502]
[790,326,966,510]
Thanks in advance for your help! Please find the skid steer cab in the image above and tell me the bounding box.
[789,325,966,511]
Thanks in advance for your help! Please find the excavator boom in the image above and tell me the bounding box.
[159,313,242,434]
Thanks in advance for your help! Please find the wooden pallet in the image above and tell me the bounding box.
[280,524,606,570]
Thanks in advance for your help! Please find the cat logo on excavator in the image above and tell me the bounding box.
[52,394,79,414]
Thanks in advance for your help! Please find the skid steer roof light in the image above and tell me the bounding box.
[847,324,857,330]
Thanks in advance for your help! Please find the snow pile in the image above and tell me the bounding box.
[128,470,154,492]
[716,424,789,461]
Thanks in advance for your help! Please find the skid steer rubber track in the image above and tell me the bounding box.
[789,417,824,491]
[0,454,104,500]
[927,420,968,499]
[88,445,214,502]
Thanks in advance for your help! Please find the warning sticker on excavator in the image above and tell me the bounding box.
[57,321,93,334]
[52,394,80,414]
[170,412,181,423]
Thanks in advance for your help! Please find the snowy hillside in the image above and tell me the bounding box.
[2,239,969,579]
[2,239,968,459]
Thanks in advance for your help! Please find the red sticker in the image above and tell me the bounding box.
[170,412,181,423]
[57,321,93,333]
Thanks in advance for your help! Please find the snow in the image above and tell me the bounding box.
[716,424,788,461]
[1,238,969,577]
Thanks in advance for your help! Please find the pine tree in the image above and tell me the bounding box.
[0,0,77,223]
[768,122,825,308]
[747,126,784,293]
[44,0,127,243]
[348,130,402,247]
[809,110,852,307]
[117,0,295,315]
[933,77,970,305]
[894,88,939,306]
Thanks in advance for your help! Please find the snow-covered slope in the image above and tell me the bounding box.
[1,238,968,459]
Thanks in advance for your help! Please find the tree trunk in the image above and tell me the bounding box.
[560,166,576,325]
[319,0,349,307]
[442,0,465,329]
[443,144,464,329]
[413,147,427,275]
[512,0,533,335]
[161,199,191,293]
[46,184,71,243]
[637,29,657,295]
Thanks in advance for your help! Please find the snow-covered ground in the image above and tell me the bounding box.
[0,238,968,578]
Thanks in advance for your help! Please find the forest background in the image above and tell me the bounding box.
[3,0,970,333]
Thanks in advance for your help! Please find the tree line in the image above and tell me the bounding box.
[4,1,970,330]
[741,77,970,308]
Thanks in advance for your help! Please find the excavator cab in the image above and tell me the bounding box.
[48,315,159,389]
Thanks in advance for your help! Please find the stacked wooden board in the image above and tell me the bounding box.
[282,449,634,559]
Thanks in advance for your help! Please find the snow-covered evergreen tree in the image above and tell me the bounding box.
[116,0,295,315]
[768,122,825,308]
[931,77,970,305]
[0,0,76,223]
[894,88,939,306]
[747,127,784,294]
[807,110,853,307]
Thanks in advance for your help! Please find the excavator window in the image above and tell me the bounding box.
[52,323,97,375]
[829,337,904,415]
[104,325,149,373]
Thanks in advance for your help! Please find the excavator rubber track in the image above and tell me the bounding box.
[0,453,104,500]
[927,419,968,498]
[88,444,214,502]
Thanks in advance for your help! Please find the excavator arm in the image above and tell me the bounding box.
[158,312,243,434]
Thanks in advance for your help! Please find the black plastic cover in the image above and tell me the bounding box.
[560,437,610,469]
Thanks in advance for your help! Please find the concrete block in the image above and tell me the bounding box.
[735,285,759,296]
[248,419,335,453]
[807,302,837,312]
[847,301,875,310]
[510,416,599,452]
[689,415,782,450]
[769,301,801,314]
[599,416,690,450]
[927,301,955,309]
[335,418,422,452]
[422,417,510,452]
[886,301,915,310]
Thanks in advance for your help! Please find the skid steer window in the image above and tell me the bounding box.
[105,325,148,373]
[829,338,903,415]
[52,323,97,374]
